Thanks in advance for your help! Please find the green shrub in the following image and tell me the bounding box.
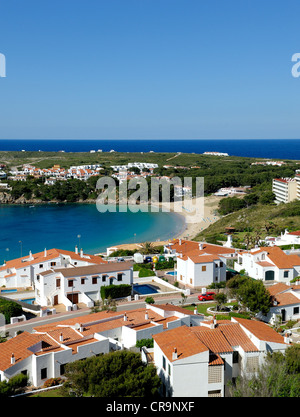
[136,338,154,349]
[0,299,23,324]
[145,297,155,304]
[100,284,131,300]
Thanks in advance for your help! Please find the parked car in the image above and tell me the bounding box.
[198,292,215,301]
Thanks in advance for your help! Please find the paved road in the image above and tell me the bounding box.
[4,293,203,337]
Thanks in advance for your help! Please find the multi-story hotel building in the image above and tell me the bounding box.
[272,178,297,204]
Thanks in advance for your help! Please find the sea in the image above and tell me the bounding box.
[0,138,299,261]
[0,138,300,159]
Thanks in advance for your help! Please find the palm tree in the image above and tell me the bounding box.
[140,241,155,255]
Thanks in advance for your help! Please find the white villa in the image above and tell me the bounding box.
[35,261,133,309]
[0,247,107,290]
[164,239,236,288]
[234,246,300,283]
[257,282,300,324]
[152,316,289,397]
[263,229,300,247]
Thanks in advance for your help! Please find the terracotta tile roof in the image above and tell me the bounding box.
[0,248,107,272]
[209,353,224,366]
[191,327,234,353]
[33,308,177,335]
[251,247,300,269]
[167,239,235,256]
[180,249,221,264]
[256,261,274,267]
[153,304,195,315]
[217,323,258,352]
[232,317,286,344]
[272,291,300,307]
[0,332,62,371]
[153,326,208,362]
[267,283,294,296]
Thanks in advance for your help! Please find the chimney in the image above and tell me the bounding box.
[11,353,15,365]
[145,310,149,320]
[194,307,197,315]
[79,324,84,332]
[284,332,291,344]
[75,245,78,254]
[44,248,47,257]
[199,243,203,250]
[80,248,83,258]
[172,347,178,360]
[59,332,63,342]
[179,239,182,245]
[210,315,217,329]
[29,251,33,261]
[124,312,127,321]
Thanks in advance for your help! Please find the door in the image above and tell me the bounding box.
[53,295,58,305]
[265,270,274,281]
[67,293,78,304]
[281,309,286,322]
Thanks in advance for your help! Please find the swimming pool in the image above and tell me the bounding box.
[1,289,17,293]
[133,284,158,295]
[166,271,177,276]
[19,298,35,305]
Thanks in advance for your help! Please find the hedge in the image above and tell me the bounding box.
[100,284,132,300]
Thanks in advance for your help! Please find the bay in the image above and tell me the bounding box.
[0,204,185,263]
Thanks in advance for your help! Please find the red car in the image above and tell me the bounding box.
[198,292,215,301]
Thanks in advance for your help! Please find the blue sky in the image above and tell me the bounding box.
[0,0,300,139]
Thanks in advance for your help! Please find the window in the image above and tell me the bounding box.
[293,307,299,315]
[50,262,56,267]
[233,351,239,364]
[162,356,166,370]
[41,368,47,380]
[190,278,193,285]
[102,275,107,282]
[220,262,223,267]
[284,271,289,278]
[81,278,85,285]
[202,265,206,272]
[168,364,171,376]
[56,278,60,288]
[117,273,122,282]
[60,364,66,375]
[92,276,97,284]
[68,280,74,287]
[39,264,43,268]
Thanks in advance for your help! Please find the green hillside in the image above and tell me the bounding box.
[194,200,300,249]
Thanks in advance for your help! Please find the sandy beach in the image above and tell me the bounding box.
[160,195,223,240]
[104,195,223,253]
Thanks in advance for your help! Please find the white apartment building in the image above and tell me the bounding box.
[0,247,107,290]
[35,261,133,309]
[272,178,297,204]
[0,304,202,388]
[152,316,289,397]
[234,246,300,282]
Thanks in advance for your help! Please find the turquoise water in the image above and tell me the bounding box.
[0,204,185,262]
